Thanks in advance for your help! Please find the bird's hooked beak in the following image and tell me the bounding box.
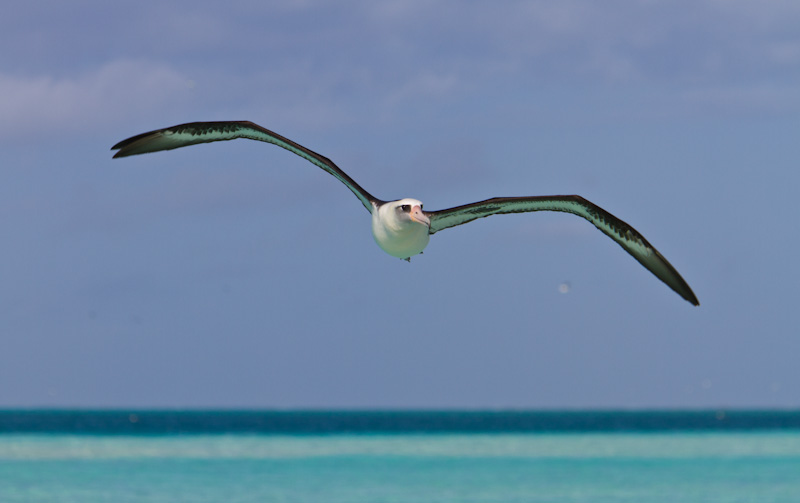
[409,205,431,228]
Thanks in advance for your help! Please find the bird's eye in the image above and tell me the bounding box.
[400,204,410,212]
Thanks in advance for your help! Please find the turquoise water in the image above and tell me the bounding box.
[2,432,799,502]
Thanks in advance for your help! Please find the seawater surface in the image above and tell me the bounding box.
[1,411,799,502]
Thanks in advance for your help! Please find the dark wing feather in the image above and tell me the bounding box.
[426,195,698,306]
[112,121,381,213]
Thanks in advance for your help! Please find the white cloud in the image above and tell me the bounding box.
[5,0,799,141]
[0,60,193,138]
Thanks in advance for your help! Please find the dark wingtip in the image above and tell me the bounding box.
[111,144,134,158]
[111,140,125,157]
[675,283,699,306]
[671,272,699,306]
[110,128,166,158]
[668,273,700,307]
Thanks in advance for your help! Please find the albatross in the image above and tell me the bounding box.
[112,121,699,306]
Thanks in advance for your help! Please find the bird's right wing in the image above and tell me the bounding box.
[112,121,381,213]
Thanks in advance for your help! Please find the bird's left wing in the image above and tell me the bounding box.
[111,121,380,213]
[425,195,698,305]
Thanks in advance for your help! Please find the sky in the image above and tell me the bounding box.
[1,0,798,409]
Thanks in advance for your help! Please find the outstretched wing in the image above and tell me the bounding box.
[426,195,698,305]
[112,121,381,213]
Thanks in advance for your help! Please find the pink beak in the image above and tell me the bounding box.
[409,205,431,227]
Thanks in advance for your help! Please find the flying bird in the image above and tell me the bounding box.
[112,121,699,306]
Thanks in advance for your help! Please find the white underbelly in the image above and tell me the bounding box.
[372,223,430,259]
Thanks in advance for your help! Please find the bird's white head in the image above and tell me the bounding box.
[389,198,431,229]
[371,198,431,259]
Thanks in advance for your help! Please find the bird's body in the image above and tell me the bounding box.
[371,198,430,260]
[112,120,699,305]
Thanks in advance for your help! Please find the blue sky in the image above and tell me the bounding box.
[1,0,798,408]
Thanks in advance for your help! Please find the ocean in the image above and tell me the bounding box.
[1,410,799,502]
